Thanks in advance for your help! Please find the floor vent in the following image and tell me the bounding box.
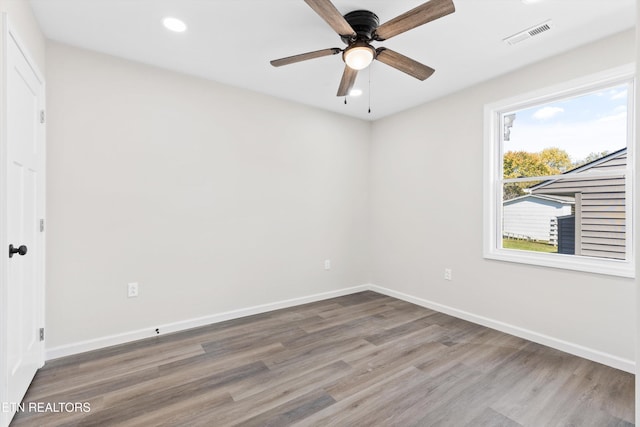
[504,20,553,45]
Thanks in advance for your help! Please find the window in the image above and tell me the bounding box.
[484,65,634,277]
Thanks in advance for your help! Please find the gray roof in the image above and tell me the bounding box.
[503,194,575,206]
[528,147,627,192]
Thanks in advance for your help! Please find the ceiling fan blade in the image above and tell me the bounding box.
[374,0,455,41]
[337,66,358,96]
[304,0,357,37]
[375,48,435,81]
[270,48,342,67]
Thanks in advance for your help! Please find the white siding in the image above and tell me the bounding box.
[503,197,572,241]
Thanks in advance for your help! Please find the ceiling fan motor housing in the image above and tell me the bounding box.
[340,10,380,43]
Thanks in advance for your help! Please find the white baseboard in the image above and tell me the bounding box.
[45,284,369,360]
[46,283,635,374]
[368,284,635,374]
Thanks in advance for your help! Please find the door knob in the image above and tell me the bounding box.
[9,244,27,258]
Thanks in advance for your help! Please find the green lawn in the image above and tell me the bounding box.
[503,238,557,253]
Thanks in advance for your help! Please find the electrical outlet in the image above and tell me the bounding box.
[324,259,331,270]
[127,282,139,298]
[444,268,452,281]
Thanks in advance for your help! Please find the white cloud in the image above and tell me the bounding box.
[595,88,627,100]
[598,105,627,123]
[532,106,564,120]
[609,89,627,100]
[507,115,627,162]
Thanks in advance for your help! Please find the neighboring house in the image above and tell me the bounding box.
[529,148,627,259]
[503,194,574,242]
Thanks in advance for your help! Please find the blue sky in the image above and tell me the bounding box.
[505,83,628,163]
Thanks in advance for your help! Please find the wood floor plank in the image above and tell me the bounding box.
[119,391,233,427]
[227,360,351,403]
[11,291,634,426]
[301,302,393,333]
[326,340,450,401]
[362,314,438,345]
[72,361,266,426]
[489,343,591,424]
[464,408,523,427]
[402,363,497,426]
[214,362,351,426]
[236,389,336,427]
[264,336,376,374]
[282,314,388,349]
[23,343,205,400]
[294,366,435,426]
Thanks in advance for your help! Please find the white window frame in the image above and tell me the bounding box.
[483,64,635,278]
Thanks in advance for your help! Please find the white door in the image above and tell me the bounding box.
[1,19,45,426]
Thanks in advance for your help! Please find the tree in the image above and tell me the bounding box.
[539,147,572,172]
[503,147,571,200]
[574,151,609,168]
[503,151,551,179]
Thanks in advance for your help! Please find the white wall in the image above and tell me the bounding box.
[45,42,371,349]
[635,2,639,423]
[370,30,636,367]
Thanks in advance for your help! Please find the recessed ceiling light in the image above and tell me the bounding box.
[521,0,544,4]
[163,17,187,33]
[349,88,363,97]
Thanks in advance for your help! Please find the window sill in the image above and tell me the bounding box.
[484,249,635,278]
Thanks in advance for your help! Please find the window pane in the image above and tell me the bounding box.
[501,173,627,260]
[502,84,628,181]
[500,83,628,260]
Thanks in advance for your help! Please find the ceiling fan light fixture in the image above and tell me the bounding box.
[270,0,456,97]
[343,44,375,70]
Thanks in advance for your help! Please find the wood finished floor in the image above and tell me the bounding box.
[12,291,634,426]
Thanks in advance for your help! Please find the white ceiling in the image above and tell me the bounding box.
[29,0,635,121]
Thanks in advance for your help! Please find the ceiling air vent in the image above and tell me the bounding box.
[504,20,553,45]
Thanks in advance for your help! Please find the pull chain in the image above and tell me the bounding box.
[368,65,372,114]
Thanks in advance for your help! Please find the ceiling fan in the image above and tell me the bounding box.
[270,0,456,97]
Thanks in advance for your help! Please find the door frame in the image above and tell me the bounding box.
[0,14,46,427]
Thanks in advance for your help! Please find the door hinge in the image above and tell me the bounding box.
[40,219,45,232]
[39,328,45,341]
[40,110,45,124]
